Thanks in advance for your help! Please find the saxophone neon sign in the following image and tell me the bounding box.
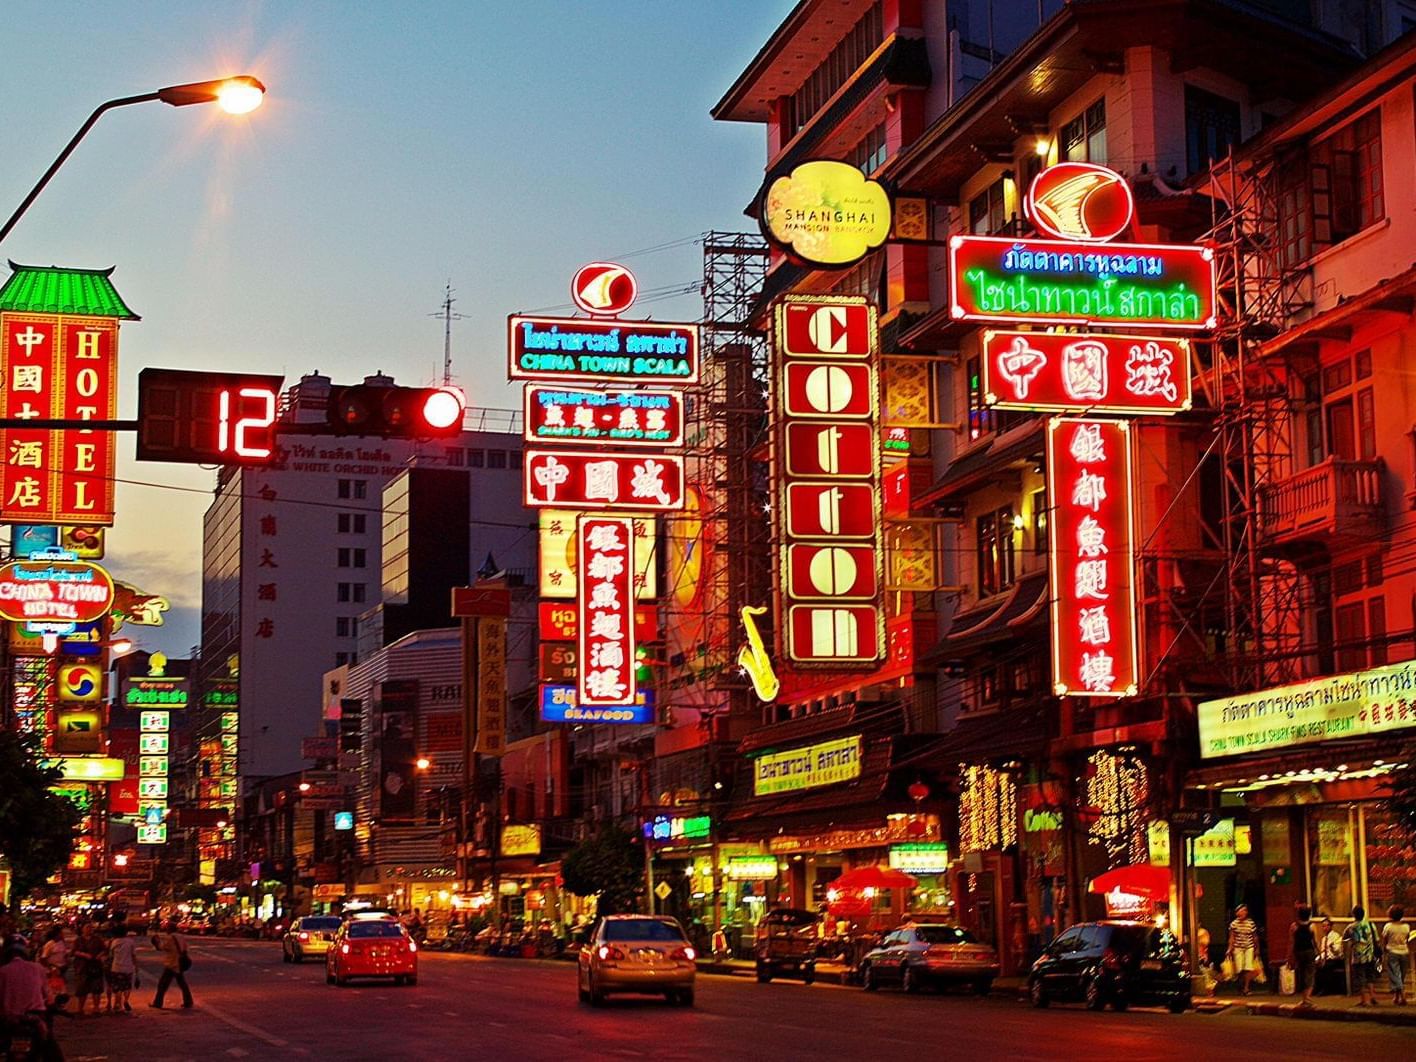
[737,605,780,702]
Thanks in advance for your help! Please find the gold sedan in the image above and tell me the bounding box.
[578,915,697,1007]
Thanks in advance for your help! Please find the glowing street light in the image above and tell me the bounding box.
[415,757,432,771]
[0,75,267,246]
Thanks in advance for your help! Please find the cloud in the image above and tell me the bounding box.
[762,160,891,266]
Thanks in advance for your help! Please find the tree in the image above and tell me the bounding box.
[0,730,82,904]
[560,825,642,915]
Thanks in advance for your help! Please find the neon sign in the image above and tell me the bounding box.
[753,735,863,795]
[1025,162,1135,243]
[576,516,638,708]
[507,315,699,384]
[1046,417,1139,697]
[523,385,684,447]
[737,605,781,702]
[571,262,638,316]
[538,683,654,725]
[773,295,884,667]
[0,559,114,624]
[982,330,1192,414]
[759,160,892,268]
[642,814,711,842]
[523,449,685,511]
[948,235,1216,329]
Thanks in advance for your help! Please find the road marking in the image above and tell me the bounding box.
[443,1010,458,1017]
[196,999,291,1049]
[226,1049,249,1058]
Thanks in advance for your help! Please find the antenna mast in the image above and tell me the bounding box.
[429,281,468,386]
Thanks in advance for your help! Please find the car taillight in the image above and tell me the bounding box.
[298,932,309,941]
[598,945,625,961]
[340,944,350,954]
[671,946,695,961]
[1101,948,1123,971]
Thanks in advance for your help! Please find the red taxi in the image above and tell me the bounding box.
[326,917,418,986]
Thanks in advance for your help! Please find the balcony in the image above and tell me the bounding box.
[1258,458,1385,551]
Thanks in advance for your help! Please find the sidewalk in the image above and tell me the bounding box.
[1190,982,1416,1027]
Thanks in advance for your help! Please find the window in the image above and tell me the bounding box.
[1032,488,1048,555]
[968,178,1007,235]
[965,357,1027,441]
[446,447,465,467]
[847,124,888,175]
[468,449,485,468]
[335,652,352,667]
[353,583,366,603]
[509,450,523,470]
[338,548,351,568]
[1369,597,1387,666]
[1335,601,1365,672]
[337,583,351,603]
[1278,109,1384,266]
[337,513,367,534]
[337,479,368,500]
[1062,98,1107,163]
[782,3,884,138]
[487,449,508,469]
[1184,85,1241,176]
[336,617,351,638]
[976,506,1016,597]
[353,548,366,568]
[337,583,367,604]
[1306,356,1373,465]
[337,548,367,569]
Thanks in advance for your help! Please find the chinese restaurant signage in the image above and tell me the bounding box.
[538,683,654,725]
[948,237,1216,329]
[1024,162,1135,243]
[508,316,699,384]
[537,510,657,600]
[641,814,711,843]
[539,601,657,643]
[772,295,884,667]
[753,734,863,796]
[759,159,891,268]
[1046,418,1138,697]
[888,843,950,875]
[577,516,637,708]
[524,385,684,447]
[0,313,121,524]
[500,823,543,857]
[1197,658,1416,758]
[0,559,114,624]
[524,450,684,511]
[982,331,1192,414]
[475,617,507,755]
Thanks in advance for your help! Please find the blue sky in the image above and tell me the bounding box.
[1,1,788,655]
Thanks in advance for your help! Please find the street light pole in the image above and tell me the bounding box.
[0,75,266,247]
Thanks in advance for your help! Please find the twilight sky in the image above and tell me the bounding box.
[0,1,788,656]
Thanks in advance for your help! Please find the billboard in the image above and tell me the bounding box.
[523,386,684,447]
[524,450,685,511]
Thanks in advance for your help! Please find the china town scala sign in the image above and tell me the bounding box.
[0,559,115,624]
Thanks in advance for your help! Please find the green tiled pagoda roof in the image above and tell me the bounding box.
[0,261,140,320]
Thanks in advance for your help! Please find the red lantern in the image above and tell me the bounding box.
[907,781,930,804]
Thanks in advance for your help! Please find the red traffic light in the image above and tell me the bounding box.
[327,385,465,438]
[422,388,465,431]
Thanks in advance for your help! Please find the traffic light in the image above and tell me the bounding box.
[326,385,465,438]
[136,368,285,465]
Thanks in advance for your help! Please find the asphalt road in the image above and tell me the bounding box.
[52,938,1410,1061]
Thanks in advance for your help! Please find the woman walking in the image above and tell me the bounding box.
[71,922,107,1016]
[106,923,138,1014]
[1381,906,1410,1005]
[1345,905,1382,1007]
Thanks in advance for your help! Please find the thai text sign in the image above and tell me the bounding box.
[948,236,1216,329]
[773,296,884,668]
[1198,658,1416,758]
[982,330,1192,414]
[753,734,863,796]
[508,315,699,384]
[539,684,654,725]
[538,601,656,642]
[0,560,114,623]
[576,516,637,708]
[524,450,684,511]
[0,313,120,524]
[1046,418,1139,697]
[500,823,543,857]
[523,386,684,447]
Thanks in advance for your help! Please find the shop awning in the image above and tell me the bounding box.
[1089,863,1171,902]
[925,570,1048,662]
[914,425,1045,507]
[833,865,917,891]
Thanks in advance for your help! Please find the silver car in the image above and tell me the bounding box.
[577,915,696,1007]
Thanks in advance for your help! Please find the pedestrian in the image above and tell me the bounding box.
[1315,917,1344,995]
[1344,905,1381,1007]
[71,921,107,1016]
[0,942,60,1061]
[1289,905,1318,1007]
[106,923,138,1014]
[1225,904,1260,996]
[1381,905,1410,1005]
[37,924,68,1011]
[149,920,193,1009]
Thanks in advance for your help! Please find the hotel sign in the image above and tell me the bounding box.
[1198,658,1416,758]
[760,159,892,268]
[0,559,114,624]
[523,450,685,511]
[753,734,863,796]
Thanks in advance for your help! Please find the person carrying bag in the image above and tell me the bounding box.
[149,921,193,1009]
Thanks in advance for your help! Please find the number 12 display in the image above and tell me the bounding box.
[136,368,284,465]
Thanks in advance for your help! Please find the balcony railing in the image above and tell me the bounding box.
[1258,457,1384,549]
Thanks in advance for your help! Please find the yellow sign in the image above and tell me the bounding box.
[538,509,656,600]
[761,160,892,267]
[753,735,862,796]
[666,487,705,609]
[474,617,507,756]
[737,605,780,702]
[725,856,778,880]
[500,823,542,857]
[54,756,125,781]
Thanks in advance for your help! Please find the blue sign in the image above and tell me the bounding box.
[333,811,354,831]
[539,684,655,725]
[13,526,60,558]
[144,806,165,826]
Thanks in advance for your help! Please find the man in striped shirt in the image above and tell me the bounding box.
[1226,904,1260,995]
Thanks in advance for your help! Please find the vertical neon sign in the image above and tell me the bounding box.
[576,515,638,708]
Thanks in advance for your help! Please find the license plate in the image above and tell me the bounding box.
[634,949,662,963]
[1142,959,1162,970]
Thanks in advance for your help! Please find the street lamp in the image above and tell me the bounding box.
[0,75,267,246]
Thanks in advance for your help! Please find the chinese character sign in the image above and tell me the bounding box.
[523,449,684,511]
[1046,417,1139,698]
[0,314,119,524]
[982,331,1192,414]
[576,516,637,707]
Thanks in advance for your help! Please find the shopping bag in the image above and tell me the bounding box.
[1219,957,1235,982]
[1278,964,1295,995]
[1253,962,1268,985]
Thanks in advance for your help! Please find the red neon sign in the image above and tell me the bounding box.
[981,330,1192,414]
[948,235,1216,330]
[571,262,638,317]
[0,559,115,625]
[1046,417,1139,698]
[1025,163,1135,243]
[523,385,684,448]
[523,449,684,511]
[773,295,885,668]
[576,516,637,708]
[539,601,656,643]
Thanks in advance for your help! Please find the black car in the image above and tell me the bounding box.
[1028,921,1190,1013]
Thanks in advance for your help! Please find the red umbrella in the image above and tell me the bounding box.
[831,865,918,892]
[1088,864,1171,901]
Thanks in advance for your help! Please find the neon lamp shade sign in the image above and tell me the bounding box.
[1046,417,1139,698]
[1024,162,1135,243]
[523,385,684,447]
[982,331,1192,414]
[136,368,284,465]
[571,262,638,317]
[948,235,1216,330]
[523,449,685,511]
[576,516,638,709]
[507,315,699,385]
[0,560,114,624]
